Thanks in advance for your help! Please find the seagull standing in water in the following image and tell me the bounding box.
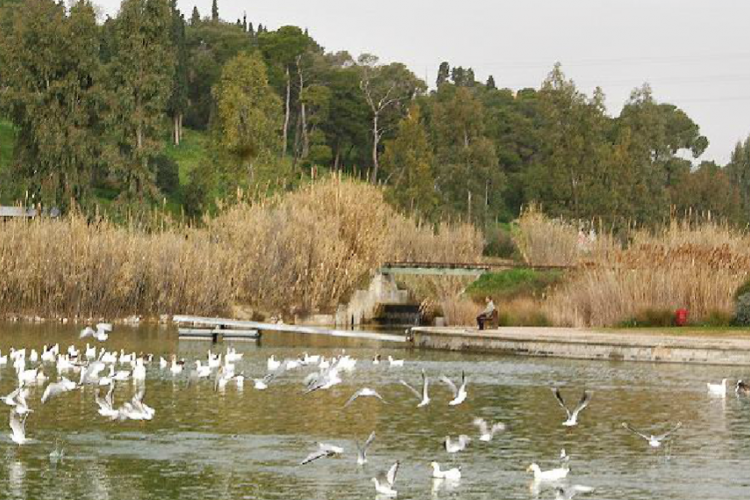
[356,431,376,465]
[552,388,592,427]
[430,462,461,480]
[371,461,400,497]
[399,369,430,408]
[440,371,468,406]
[622,421,682,448]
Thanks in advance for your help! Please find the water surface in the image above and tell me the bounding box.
[0,322,748,500]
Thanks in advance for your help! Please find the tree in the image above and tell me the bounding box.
[381,104,437,218]
[211,51,282,180]
[0,0,103,209]
[358,54,424,183]
[211,0,218,22]
[167,0,188,145]
[104,0,175,201]
[726,135,750,221]
[672,161,742,222]
[190,5,199,25]
[436,61,450,87]
[258,26,312,155]
[486,75,496,90]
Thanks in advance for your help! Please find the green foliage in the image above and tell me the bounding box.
[0,118,14,172]
[619,309,676,328]
[483,223,518,258]
[163,127,210,184]
[726,135,750,221]
[671,161,742,223]
[465,268,563,300]
[152,154,180,195]
[183,161,215,218]
[734,293,750,326]
[211,51,282,174]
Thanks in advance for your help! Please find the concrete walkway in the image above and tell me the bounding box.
[410,326,750,365]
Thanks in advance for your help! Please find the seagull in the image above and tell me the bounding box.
[736,380,750,396]
[267,355,281,371]
[344,388,387,408]
[41,377,77,403]
[440,371,468,406]
[371,461,400,497]
[388,356,404,368]
[552,388,592,426]
[527,463,569,482]
[95,384,118,418]
[622,422,682,448]
[225,348,244,363]
[431,462,461,480]
[132,359,146,381]
[707,379,728,397]
[193,360,212,378]
[49,439,65,464]
[356,431,376,465]
[304,366,342,394]
[300,443,344,465]
[555,485,595,500]
[253,373,275,390]
[80,323,112,342]
[9,408,29,445]
[399,369,430,408]
[1,386,21,407]
[473,417,506,441]
[444,434,471,453]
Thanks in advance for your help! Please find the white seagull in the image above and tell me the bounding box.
[388,356,404,368]
[707,379,728,397]
[622,421,682,448]
[552,388,592,427]
[9,408,29,445]
[80,323,112,342]
[527,463,569,482]
[473,417,506,441]
[41,377,77,404]
[399,369,430,408]
[555,485,596,500]
[344,388,387,408]
[371,461,400,497]
[300,443,344,465]
[431,462,461,480]
[444,434,471,454]
[356,431,376,465]
[253,373,275,390]
[440,371,468,406]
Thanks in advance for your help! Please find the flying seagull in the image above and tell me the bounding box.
[440,371,468,406]
[399,369,430,408]
[444,434,471,454]
[371,461,400,497]
[552,388,592,427]
[356,431,376,465]
[343,388,386,408]
[80,323,112,342]
[473,417,506,442]
[41,377,77,403]
[9,408,29,445]
[555,485,595,500]
[300,443,344,465]
[622,421,682,448]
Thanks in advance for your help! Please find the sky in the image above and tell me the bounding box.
[97,0,750,165]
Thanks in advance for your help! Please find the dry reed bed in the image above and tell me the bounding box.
[0,178,482,320]
[543,219,750,327]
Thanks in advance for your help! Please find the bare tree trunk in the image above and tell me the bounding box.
[297,56,310,158]
[370,113,380,184]
[173,115,180,146]
[282,66,291,155]
[334,146,341,171]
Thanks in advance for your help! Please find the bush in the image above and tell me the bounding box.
[465,268,563,301]
[619,309,675,328]
[735,293,750,326]
[152,154,180,196]
[483,223,518,258]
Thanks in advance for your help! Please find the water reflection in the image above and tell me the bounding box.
[0,322,749,499]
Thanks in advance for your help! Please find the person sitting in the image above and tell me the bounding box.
[476,297,496,330]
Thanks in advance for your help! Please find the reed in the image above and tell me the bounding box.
[544,218,750,327]
[0,177,482,320]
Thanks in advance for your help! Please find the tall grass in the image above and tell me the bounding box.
[0,177,482,320]
[544,218,750,327]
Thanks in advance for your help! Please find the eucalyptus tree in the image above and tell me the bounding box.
[358,54,425,183]
[168,0,189,145]
[0,0,103,209]
[104,0,175,201]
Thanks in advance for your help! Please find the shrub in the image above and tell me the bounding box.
[152,154,180,196]
[735,293,750,326]
[483,223,518,258]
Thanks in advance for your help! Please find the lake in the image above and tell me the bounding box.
[0,322,749,500]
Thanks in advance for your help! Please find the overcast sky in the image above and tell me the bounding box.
[98,0,750,164]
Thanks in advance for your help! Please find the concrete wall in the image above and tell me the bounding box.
[336,273,410,327]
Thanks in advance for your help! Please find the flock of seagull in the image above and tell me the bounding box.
[0,324,746,499]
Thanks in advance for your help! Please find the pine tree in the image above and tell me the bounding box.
[242,12,247,32]
[486,75,496,90]
[436,61,450,87]
[168,0,188,146]
[466,68,476,86]
[105,0,175,202]
[190,5,199,25]
[211,0,218,22]
[248,22,255,36]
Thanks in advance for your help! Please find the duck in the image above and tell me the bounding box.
[194,360,212,378]
[387,355,404,368]
[267,355,281,371]
[736,379,750,396]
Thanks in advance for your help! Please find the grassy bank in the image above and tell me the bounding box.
[163,128,211,186]
[0,177,482,320]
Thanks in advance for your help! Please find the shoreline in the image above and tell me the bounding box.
[410,326,750,366]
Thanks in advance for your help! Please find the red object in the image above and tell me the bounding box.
[675,308,689,327]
